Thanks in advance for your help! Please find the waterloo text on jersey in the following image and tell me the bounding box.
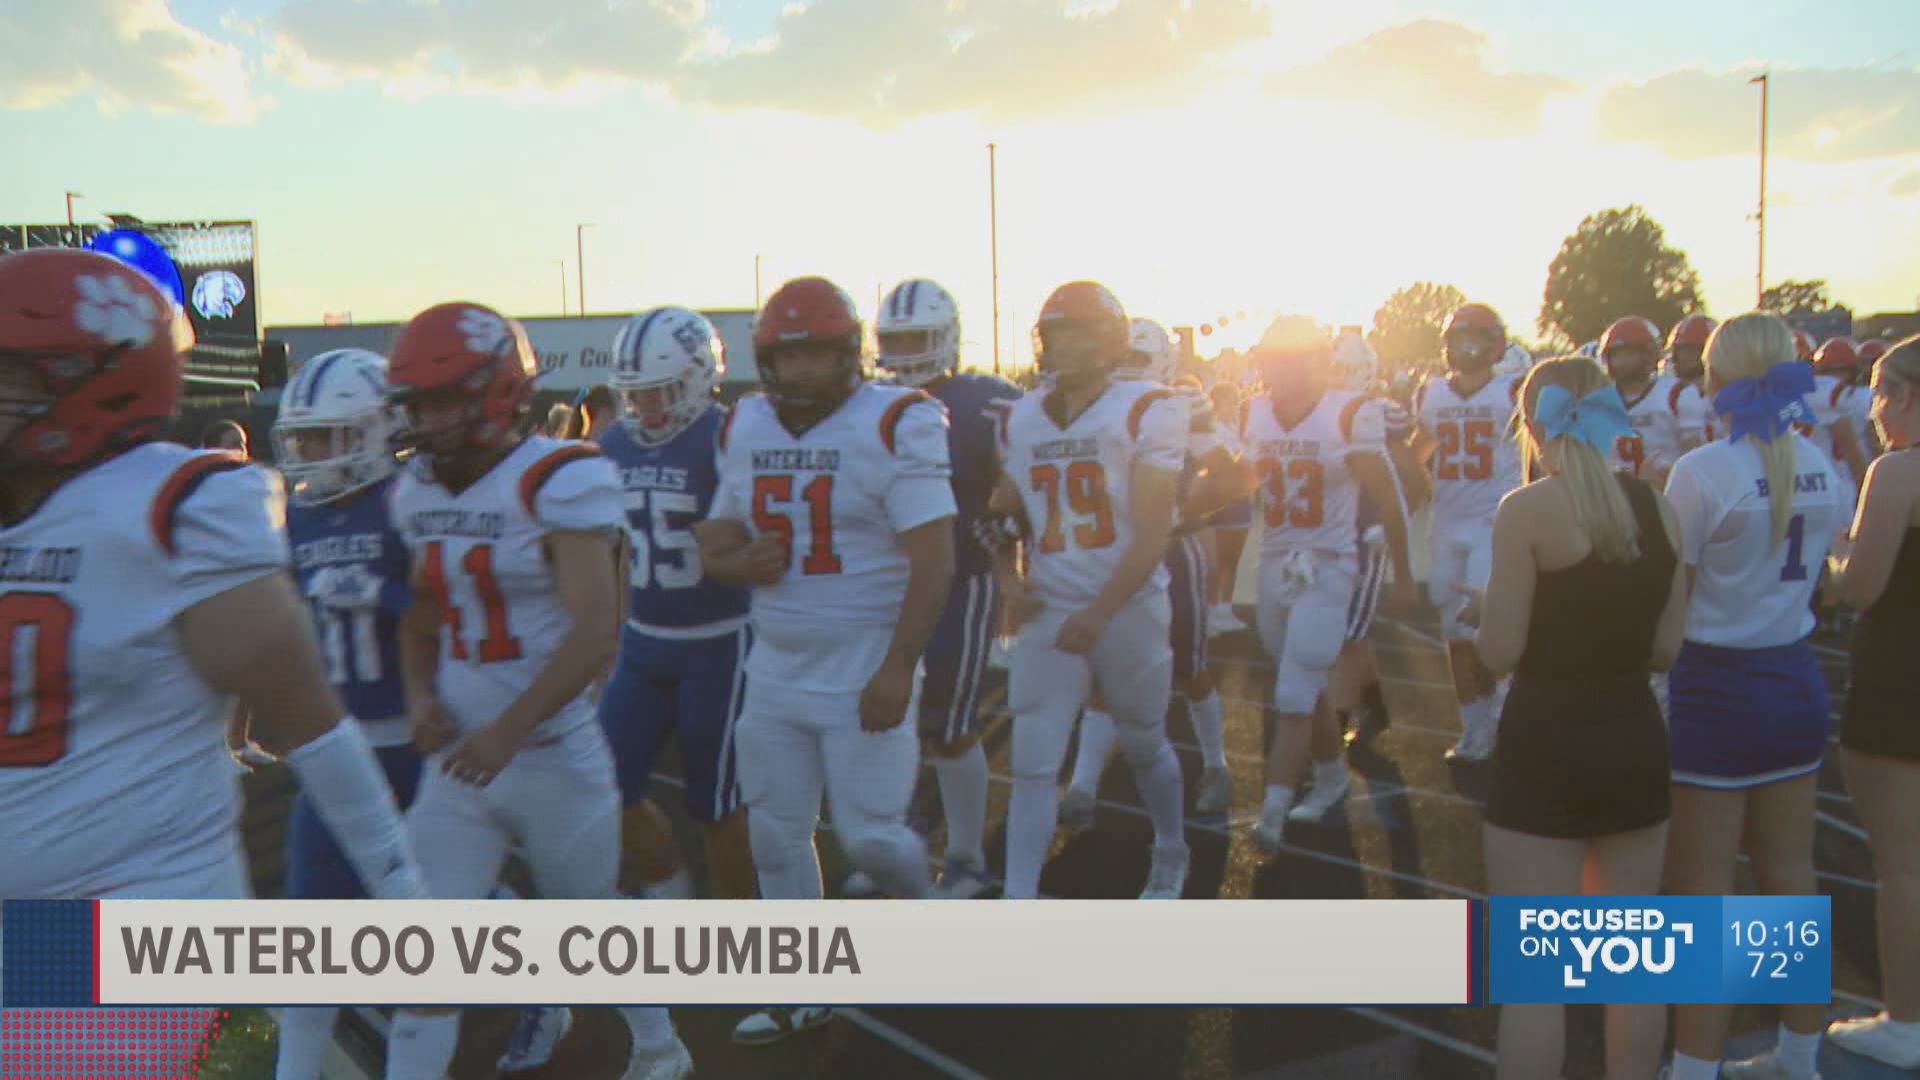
[119,922,862,978]
[750,448,841,472]
[0,545,81,584]
[1032,437,1100,462]
[404,509,507,539]
[1254,437,1323,459]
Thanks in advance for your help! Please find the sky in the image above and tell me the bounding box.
[3,0,1919,368]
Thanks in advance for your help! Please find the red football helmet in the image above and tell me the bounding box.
[752,276,864,412]
[0,248,192,468]
[1858,338,1891,369]
[1792,329,1816,362]
[386,302,537,456]
[1813,337,1859,376]
[1600,316,1661,382]
[1033,281,1128,384]
[1666,314,1716,381]
[1441,303,1505,373]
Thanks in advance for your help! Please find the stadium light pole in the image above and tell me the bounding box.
[64,192,82,228]
[1751,72,1769,307]
[576,223,593,318]
[558,260,568,317]
[988,142,1001,376]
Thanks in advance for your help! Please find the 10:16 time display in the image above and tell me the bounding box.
[1732,919,1822,979]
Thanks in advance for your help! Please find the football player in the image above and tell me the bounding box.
[1061,316,1254,820]
[381,302,690,1080]
[0,249,427,1064]
[858,277,1021,900]
[1811,337,1873,491]
[1600,315,1701,489]
[1667,314,1717,449]
[695,277,955,1045]
[1247,316,1414,846]
[1413,304,1525,764]
[594,307,755,903]
[989,282,1191,900]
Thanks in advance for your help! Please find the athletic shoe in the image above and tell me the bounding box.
[1059,786,1096,830]
[497,1007,573,1073]
[1193,766,1234,815]
[932,853,993,899]
[1208,602,1246,637]
[731,1006,834,1047]
[1252,804,1288,853]
[841,870,881,897]
[1828,1012,1920,1070]
[1139,843,1190,899]
[1720,1048,1822,1079]
[621,1035,694,1080]
[1445,716,1495,764]
[1286,769,1350,822]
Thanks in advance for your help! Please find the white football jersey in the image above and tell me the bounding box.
[1669,379,1712,451]
[0,444,288,898]
[1001,381,1188,609]
[1245,389,1387,558]
[391,435,623,739]
[1821,377,1874,463]
[1608,376,1688,480]
[1665,434,1845,649]
[712,383,956,693]
[1414,372,1524,525]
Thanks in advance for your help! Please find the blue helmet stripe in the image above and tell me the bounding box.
[303,351,346,408]
[905,280,921,319]
[622,308,668,373]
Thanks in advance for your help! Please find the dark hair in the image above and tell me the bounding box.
[199,419,247,449]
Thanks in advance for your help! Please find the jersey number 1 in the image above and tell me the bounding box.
[0,593,75,766]
[422,542,523,663]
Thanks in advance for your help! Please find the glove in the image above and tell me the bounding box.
[1276,548,1318,605]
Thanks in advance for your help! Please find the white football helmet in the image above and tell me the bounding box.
[273,348,401,505]
[610,306,724,445]
[1494,343,1532,377]
[1331,329,1378,391]
[1120,317,1177,383]
[875,278,960,386]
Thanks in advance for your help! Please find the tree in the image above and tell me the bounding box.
[1538,205,1704,347]
[1369,281,1467,376]
[1760,279,1839,316]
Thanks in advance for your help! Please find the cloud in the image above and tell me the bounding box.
[673,0,1272,124]
[1597,67,1920,162]
[1894,169,1920,197]
[1265,20,1572,137]
[265,0,700,97]
[0,0,259,121]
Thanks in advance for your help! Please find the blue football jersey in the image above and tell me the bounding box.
[287,475,411,732]
[930,372,1022,578]
[598,408,751,631]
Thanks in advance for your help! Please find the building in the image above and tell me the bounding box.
[265,310,760,394]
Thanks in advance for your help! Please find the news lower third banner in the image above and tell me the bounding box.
[3,900,1472,1008]
[0,897,1830,1007]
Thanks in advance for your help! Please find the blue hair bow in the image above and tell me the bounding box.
[1713,361,1814,443]
[1535,383,1634,453]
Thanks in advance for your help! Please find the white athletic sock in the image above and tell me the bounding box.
[1128,738,1187,848]
[847,826,931,899]
[1459,696,1492,736]
[384,1011,460,1080]
[273,1007,338,1080]
[1188,693,1226,769]
[1313,757,1346,788]
[1068,710,1117,794]
[932,743,989,866]
[644,867,693,900]
[1004,775,1059,899]
[1668,1051,1720,1080]
[1262,784,1295,818]
[1775,1023,1820,1078]
[619,1006,677,1057]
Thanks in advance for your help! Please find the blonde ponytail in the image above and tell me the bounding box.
[1704,312,1800,550]
[1520,357,1641,563]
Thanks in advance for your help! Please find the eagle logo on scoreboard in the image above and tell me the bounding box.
[191,270,247,320]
